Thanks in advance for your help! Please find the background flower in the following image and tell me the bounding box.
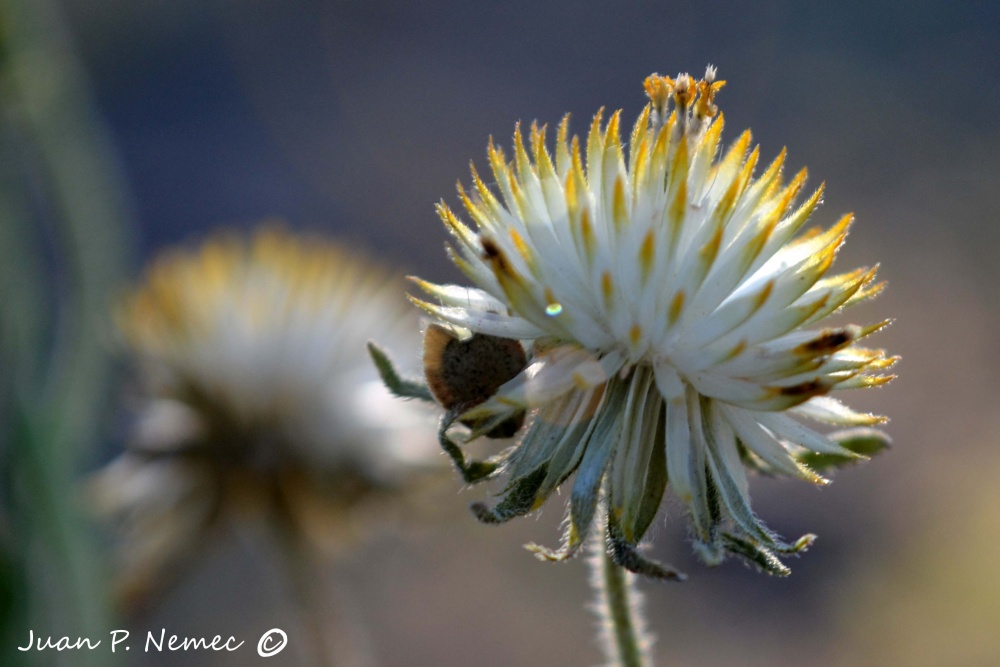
[92,226,432,610]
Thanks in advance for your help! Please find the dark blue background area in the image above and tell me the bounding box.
[69,0,1000,276]
[82,14,346,255]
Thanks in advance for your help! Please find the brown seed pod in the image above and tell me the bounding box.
[422,323,527,438]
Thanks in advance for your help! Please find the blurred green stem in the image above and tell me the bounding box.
[0,0,132,664]
[269,486,372,667]
[271,512,336,667]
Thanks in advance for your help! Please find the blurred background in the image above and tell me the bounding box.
[3,0,999,665]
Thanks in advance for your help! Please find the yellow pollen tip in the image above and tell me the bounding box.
[695,76,726,119]
[861,319,893,337]
[861,374,896,388]
[407,275,434,290]
[643,74,674,110]
[672,74,696,108]
[869,356,900,371]
[830,212,854,239]
[605,110,622,150]
[589,108,605,146]
[405,294,438,315]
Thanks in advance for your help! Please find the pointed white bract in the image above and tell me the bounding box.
[414,69,895,574]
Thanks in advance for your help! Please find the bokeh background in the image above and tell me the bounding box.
[6,0,1000,665]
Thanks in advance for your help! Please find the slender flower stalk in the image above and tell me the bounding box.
[590,518,650,667]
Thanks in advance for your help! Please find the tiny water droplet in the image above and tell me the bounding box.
[545,303,563,316]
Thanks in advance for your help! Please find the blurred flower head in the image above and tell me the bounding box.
[410,68,896,577]
[93,226,432,607]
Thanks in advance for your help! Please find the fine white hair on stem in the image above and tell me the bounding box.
[588,508,653,667]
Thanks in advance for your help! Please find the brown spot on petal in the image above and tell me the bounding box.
[795,328,856,356]
[773,379,827,397]
[480,237,519,283]
[481,237,502,260]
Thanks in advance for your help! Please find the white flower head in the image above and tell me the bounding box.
[410,68,896,576]
[94,226,433,607]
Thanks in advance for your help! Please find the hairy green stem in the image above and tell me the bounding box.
[590,531,651,667]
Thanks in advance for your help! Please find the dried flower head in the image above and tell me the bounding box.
[403,67,895,577]
[93,226,431,607]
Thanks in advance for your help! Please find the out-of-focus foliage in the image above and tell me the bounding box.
[0,0,131,665]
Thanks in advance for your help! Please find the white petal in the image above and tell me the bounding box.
[752,411,859,457]
[683,370,770,408]
[410,299,545,340]
[721,404,826,483]
[654,363,694,503]
[789,396,884,426]
[705,401,749,497]
[412,281,510,312]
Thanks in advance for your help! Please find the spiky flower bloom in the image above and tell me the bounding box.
[411,68,895,576]
[93,227,430,607]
